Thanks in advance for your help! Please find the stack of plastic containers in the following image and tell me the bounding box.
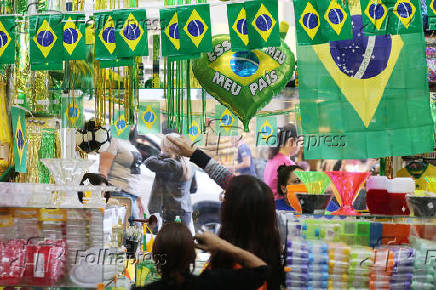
[89,209,104,248]
[348,246,373,288]
[390,246,414,289]
[411,237,436,289]
[328,242,350,289]
[66,209,89,270]
[370,246,395,289]
[285,239,329,289]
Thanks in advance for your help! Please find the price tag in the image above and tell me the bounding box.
[14,99,24,105]
[36,100,50,105]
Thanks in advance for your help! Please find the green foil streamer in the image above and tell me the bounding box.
[37,129,55,183]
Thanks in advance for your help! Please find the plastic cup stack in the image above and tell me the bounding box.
[285,239,329,289]
[66,209,89,270]
[89,209,104,248]
[411,237,436,290]
[348,246,373,289]
[370,246,395,290]
[390,246,414,290]
[328,242,350,289]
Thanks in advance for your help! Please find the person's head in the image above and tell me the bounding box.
[78,173,110,203]
[268,123,299,159]
[213,175,283,288]
[152,223,196,280]
[277,165,303,197]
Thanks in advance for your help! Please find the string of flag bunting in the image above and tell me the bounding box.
[0,0,281,69]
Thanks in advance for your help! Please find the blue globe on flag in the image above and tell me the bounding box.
[230,51,260,77]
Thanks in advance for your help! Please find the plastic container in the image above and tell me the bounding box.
[386,178,414,215]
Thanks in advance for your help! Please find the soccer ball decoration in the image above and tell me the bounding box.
[76,119,111,153]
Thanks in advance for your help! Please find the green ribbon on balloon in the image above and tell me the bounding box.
[192,34,295,131]
[294,171,331,194]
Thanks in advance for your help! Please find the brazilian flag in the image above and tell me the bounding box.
[216,104,238,136]
[246,0,280,49]
[160,8,181,57]
[184,116,204,145]
[0,15,15,64]
[61,96,84,128]
[138,102,161,134]
[427,0,436,29]
[361,0,422,35]
[11,106,27,173]
[112,110,130,140]
[63,13,86,60]
[256,116,277,147]
[178,4,212,55]
[114,9,148,58]
[227,3,250,51]
[317,0,353,42]
[29,14,64,70]
[95,12,117,61]
[298,4,433,159]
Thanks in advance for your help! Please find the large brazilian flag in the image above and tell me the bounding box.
[298,4,434,159]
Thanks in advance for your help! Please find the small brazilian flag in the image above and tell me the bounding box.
[427,0,436,29]
[61,96,84,128]
[246,0,280,49]
[63,13,86,60]
[184,116,204,145]
[160,8,181,57]
[317,0,353,41]
[256,116,277,147]
[215,105,238,136]
[0,15,15,65]
[389,0,422,35]
[178,4,213,55]
[114,9,148,58]
[227,3,250,51]
[294,0,324,45]
[29,14,64,70]
[138,102,161,134]
[112,110,130,140]
[11,106,27,173]
[95,12,117,61]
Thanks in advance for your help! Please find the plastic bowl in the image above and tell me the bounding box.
[295,193,333,214]
[406,195,436,217]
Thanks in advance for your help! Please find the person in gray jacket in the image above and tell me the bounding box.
[145,134,196,232]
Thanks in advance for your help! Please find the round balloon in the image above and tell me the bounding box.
[192,34,295,131]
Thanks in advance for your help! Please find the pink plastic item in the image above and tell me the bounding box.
[326,171,370,215]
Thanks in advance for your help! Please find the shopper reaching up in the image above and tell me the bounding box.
[167,135,284,290]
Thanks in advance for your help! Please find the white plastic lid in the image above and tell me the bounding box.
[387,178,415,193]
[366,176,388,191]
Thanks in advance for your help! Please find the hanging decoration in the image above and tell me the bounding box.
[0,15,15,64]
[184,115,203,145]
[63,13,86,60]
[11,106,27,173]
[112,110,130,140]
[245,0,280,49]
[192,34,294,132]
[138,102,161,134]
[215,104,238,136]
[298,4,433,159]
[114,9,148,58]
[255,116,277,146]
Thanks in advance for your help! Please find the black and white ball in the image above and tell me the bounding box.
[76,119,111,153]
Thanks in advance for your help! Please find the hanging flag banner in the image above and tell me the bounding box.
[112,111,130,139]
[298,5,433,159]
[0,15,15,64]
[29,14,63,70]
[256,116,277,146]
[317,0,353,41]
[11,106,27,173]
[160,8,181,57]
[294,0,323,45]
[95,12,117,61]
[63,13,86,60]
[61,96,84,128]
[246,0,280,49]
[361,0,422,35]
[227,3,250,51]
[427,0,436,29]
[215,104,238,136]
[114,9,148,58]
[184,116,204,145]
[139,102,161,134]
[178,4,213,55]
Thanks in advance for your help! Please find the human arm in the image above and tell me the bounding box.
[144,155,184,178]
[99,152,115,178]
[167,135,234,190]
[235,145,251,169]
[194,231,266,268]
[235,156,251,169]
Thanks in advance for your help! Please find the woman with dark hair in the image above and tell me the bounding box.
[167,136,284,290]
[275,165,303,211]
[263,124,300,200]
[78,173,110,203]
[136,223,270,290]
